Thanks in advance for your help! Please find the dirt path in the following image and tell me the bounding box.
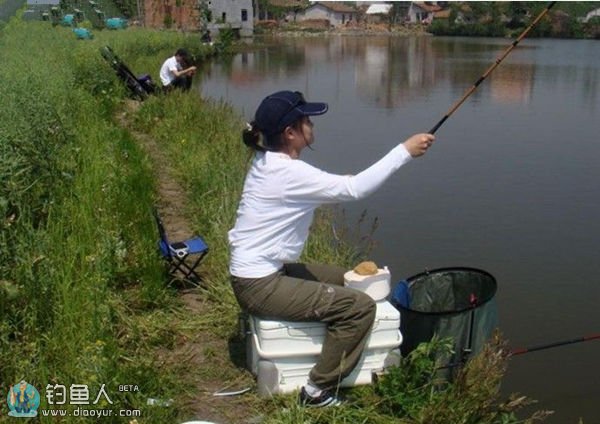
[117,100,257,424]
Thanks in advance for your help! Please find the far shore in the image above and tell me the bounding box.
[255,22,433,38]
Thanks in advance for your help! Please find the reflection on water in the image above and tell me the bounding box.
[489,64,534,104]
[204,36,598,113]
[200,36,600,424]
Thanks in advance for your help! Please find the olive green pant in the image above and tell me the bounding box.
[231,263,377,390]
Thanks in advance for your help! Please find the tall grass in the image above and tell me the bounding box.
[0,21,195,423]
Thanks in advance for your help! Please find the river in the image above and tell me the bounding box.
[199,35,600,423]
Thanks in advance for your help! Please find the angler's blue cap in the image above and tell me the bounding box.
[254,91,328,136]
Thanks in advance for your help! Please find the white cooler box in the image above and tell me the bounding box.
[246,300,402,396]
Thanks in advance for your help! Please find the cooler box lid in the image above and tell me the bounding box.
[251,301,401,357]
[256,300,399,332]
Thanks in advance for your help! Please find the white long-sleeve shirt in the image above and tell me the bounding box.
[228,144,412,278]
[159,56,181,86]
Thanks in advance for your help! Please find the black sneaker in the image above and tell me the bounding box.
[299,386,343,408]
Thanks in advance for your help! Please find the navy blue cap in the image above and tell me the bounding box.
[254,91,328,136]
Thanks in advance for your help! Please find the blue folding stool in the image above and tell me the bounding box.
[153,209,209,286]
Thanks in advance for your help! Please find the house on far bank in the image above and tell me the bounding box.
[365,3,392,25]
[407,2,444,24]
[581,7,600,23]
[144,0,253,36]
[207,0,254,37]
[295,1,358,27]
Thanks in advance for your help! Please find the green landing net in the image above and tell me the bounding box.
[392,267,498,366]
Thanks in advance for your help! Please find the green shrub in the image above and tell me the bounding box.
[163,13,173,29]
[376,333,552,423]
[214,25,236,54]
[376,336,454,419]
[428,20,451,36]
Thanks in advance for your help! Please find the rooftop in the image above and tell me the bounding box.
[413,2,444,13]
[366,3,392,15]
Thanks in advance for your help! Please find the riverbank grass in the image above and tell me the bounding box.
[0,20,213,423]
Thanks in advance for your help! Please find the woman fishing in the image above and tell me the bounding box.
[228,90,435,407]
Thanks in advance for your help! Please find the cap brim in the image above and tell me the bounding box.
[298,102,328,116]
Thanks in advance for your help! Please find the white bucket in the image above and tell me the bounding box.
[344,266,391,301]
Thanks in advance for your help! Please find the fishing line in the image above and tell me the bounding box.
[429,1,557,135]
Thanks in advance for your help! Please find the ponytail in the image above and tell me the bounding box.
[242,120,290,153]
[242,121,266,152]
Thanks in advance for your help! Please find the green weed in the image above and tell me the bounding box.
[374,334,553,423]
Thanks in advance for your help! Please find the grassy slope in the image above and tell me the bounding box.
[0,21,214,423]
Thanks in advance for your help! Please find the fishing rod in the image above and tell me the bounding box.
[510,333,600,356]
[429,1,557,135]
[437,333,600,371]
